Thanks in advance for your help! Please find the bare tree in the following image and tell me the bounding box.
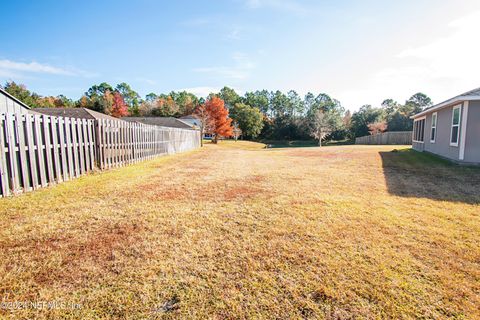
[310,109,341,146]
[232,121,242,141]
[194,104,213,147]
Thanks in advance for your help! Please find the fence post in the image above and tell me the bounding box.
[0,114,10,196]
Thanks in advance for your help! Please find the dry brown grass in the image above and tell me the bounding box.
[0,142,479,319]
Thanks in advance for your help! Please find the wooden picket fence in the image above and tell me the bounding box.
[0,113,95,196]
[96,119,200,169]
[0,113,200,197]
[355,131,412,145]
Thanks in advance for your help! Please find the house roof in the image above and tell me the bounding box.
[0,87,32,110]
[412,87,480,118]
[179,115,199,120]
[123,117,196,129]
[179,115,202,127]
[35,108,119,120]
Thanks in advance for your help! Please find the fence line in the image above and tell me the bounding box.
[0,113,96,196]
[96,119,200,169]
[0,113,201,197]
[355,131,412,145]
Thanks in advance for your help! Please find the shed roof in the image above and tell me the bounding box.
[412,87,480,118]
[35,108,119,120]
[123,117,195,129]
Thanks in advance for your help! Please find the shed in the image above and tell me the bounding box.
[0,87,35,114]
[411,87,480,164]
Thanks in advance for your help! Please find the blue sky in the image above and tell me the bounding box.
[1,0,480,110]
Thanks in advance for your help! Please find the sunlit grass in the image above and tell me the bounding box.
[0,143,479,319]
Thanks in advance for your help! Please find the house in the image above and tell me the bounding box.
[0,87,36,114]
[411,87,480,164]
[123,117,196,129]
[179,115,201,129]
[35,108,119,121]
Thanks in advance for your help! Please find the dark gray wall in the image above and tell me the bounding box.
[414,101,479,164]
[423,103,464,161]
[464,101,480,163]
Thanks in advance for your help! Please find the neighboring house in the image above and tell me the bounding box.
[0,87,37,115]
[123,117,196,129]
[179,115,201,129]
[35,108,119,121]
[411,87,480,164]
[179,115,212,138]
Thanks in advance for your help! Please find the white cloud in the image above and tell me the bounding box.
[178,86,220,97]
[0,59,97,78]
[0,59,74,75]
[193,52,255,80]
[336,11,480,110]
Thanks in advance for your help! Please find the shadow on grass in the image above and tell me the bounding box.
[380,148,480,204]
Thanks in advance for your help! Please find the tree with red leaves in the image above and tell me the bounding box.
[368,121,388,135]
[203,96,233,144]
[111,91,129,118]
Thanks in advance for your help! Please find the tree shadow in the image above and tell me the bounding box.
[263,140,319,148]
[263,140,354,148]
[379,149,480,204]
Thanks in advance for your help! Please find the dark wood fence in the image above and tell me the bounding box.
[355,131,412,145]
[0,112,200,197]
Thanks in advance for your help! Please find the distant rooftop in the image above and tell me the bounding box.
[35,108,119,120]
[123,117,196,129]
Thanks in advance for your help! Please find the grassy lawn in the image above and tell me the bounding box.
[0,142,479,319]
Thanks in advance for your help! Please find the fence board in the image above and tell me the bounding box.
[0,115,9,195]
[58,117,68,181]
[33,116,47,187]
[42,115,55,183]
[6,114,20,193]
[64,117,74,179]
[15,114,29,190]
[77,119,85,174]
[50,117,61,182]
[24,114,37,190]
[70,118,80,177]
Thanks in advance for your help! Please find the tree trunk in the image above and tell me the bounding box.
[318,130,322,147]
[200,126,204,147]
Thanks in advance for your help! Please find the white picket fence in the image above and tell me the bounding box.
[0,112,200,197]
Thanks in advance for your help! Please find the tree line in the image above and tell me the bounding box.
[1,81,433,144]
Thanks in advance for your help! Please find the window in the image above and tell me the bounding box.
[413,117,425,143]
[430,112,437,143]
[450,105,461,146]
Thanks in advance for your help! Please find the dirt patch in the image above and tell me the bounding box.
[2,221,149,288]
[287,150,346,159]
[133,175,267,202]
